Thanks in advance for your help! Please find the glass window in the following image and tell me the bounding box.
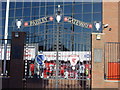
[15,9,22,17]
[2,18,5,27]
[74,2,82,4]
[23,27,30,32]
[0,18,2,27]
[39,25,44,33]
[2,27,5,36]
[2,2,6,10]
[83,4,92,13]
[0,27,2,37]
[8,27,13,34]
[93,13,102,21]
[40,7,45,16]
[32,2,39,7]
[23,8,31,17]
[32,7,39,16]
[93,0,102,2]
[31,16,39,22]
[8,18,14,27]
[47,2,54,6]
[0,26,2,31]
[83,28,92,33]
[24,2,31,8]
[64,5,72,15]
[74,26,83,32]
[41,2,45,7]
[47,20,53,25]
[64,2,72,5]
[93,3,102,12]
[32,8,36,16]
[16,2,23,9]
[2,10,6,18]
[55,2,64,6]
[23,17,31,22]
[47,25,53,30]
[83,0,93,2]
[83,13,92,22]
[30,26,36,34]
[1,1,102,51]
[10,2,15,9]
[64,23,72,32]
[9,10,14,18]
[0,8,2,19]
[47,6,54,15]
[74,4,82,14]
[74,14,82,21]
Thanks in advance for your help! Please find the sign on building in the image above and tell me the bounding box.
[43,51,91,62]
[64,17,92,28]
[24,16,54,27]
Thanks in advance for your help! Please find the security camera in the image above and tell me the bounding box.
[103,24,109,28]
[109,28,112,31]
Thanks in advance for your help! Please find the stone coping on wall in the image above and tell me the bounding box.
[104,80,120,82]
[92,33,105,35]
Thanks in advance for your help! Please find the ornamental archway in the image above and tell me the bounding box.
[22,16,92,29]
[19,5,93,89]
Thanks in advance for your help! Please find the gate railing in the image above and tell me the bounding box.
[24,51,91,80]
[24,51,92,88]
[104,42,120,80]
[0,39,11,76]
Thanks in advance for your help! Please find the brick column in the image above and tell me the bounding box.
[103,2,119,42]
[91,33,105,88]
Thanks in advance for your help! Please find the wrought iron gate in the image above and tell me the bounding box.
[104,42,120,80]
[23,29,92,89]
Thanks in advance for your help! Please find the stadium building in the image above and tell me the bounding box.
[0,0,120,89]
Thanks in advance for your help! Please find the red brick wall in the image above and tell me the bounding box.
[91,33,105,88]
[92,33,120,89]
[91,1,120,89]
[118,2,120,42]
[103,2,119,42]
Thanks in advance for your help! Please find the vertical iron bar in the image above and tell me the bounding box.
[104,43,106,79]
[71,1,75,51]
[3,43,7,75]
[55,23,59,88]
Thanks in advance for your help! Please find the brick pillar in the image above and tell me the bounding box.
[9,32,26,88]
[119,2,120,42]
[91,33,105,88]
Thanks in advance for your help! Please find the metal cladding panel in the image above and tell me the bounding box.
[94,48,103,62]
[108,62,120,80]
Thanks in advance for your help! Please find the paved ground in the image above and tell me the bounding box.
[45,79,90,88]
